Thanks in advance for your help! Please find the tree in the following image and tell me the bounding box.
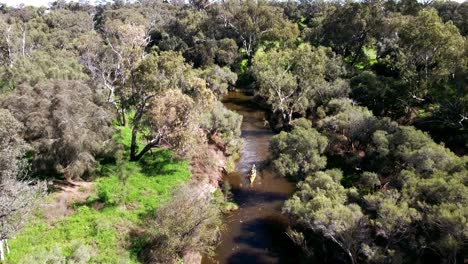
[378,8,465,109]
[0,7,94,89]
[350,71,407,117]
[0,109,27,181]
[314,1,384,64]
[433,1,468,36]
[220,0,299,57]
[6,50,88,87]
[88,10,151,126]
[200,101,243,153]
[0,12,29,68]
[253,43,348,126]
[2,81,114,181]
[214,38,239,66]
[399,169,468,262]
[270,118,328,180]
[198,65,237,99]
[144,89,205,159]
[128,51,216,161]
[369,125,464,177]
[283,169,369,264]
[0,109,46,261]
[318,98,398,155]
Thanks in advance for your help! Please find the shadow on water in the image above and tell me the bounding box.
[203,91,302,264]
[229,185,289,208]
[240,129,272,137]
[225,216,301,264]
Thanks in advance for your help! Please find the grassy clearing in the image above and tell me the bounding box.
[6,126,191,263]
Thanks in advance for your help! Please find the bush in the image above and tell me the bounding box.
[270,118,328,181]
[142,183,222,264]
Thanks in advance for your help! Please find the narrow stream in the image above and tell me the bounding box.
[203,91,301,264]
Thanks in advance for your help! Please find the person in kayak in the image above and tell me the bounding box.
[249,164,256,184]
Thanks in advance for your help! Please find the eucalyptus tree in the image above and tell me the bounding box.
[252,43,348,126]
[219,0,299,57]
[432,0,468,36]
[398,8,464,97]
[315,1,384,64]
[0,7,93,89]
[373,8,465,120]
[128,51,216,161]
[198,65,237,98]
[200,101,242,154]
[284,123,468,263]
[85,8,153,126]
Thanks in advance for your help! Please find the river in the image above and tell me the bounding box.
[203,91,301,264]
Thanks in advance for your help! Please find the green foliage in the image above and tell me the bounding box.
[270,118,328,180]
[221,0,299,56]
[198,65,238,98]
[287,99,468,262]
[318,98,398,156]
[4,50,88,88]
[253,43,348,125]
[0,108,27,181]
[200,101,243,155]
[284,169,366,264]
[350,71,406,117]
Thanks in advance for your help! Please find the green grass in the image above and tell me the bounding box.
[6,125,191,263]
[363,46,377,65]
[345,46,377,70]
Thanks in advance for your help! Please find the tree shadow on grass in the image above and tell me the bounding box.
[138,149,181,176]
[128,228,152,263]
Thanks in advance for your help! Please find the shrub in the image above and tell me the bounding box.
[142,184,222,264]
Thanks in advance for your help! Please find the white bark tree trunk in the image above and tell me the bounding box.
[21,26,26,57]
[4,239,9,255]
[4,26,13,68]
[0,239,4,262]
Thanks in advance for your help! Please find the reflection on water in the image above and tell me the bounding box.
[203,92,300,264]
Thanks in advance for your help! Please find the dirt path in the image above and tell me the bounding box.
[42,181,95,223]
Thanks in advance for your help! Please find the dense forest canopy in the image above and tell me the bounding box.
[0,0,466,263]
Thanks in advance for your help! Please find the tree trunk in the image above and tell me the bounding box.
[327,234,355,264]
[350,33,367,66]
[287,111,293,126]
[0,239,4,262]
[21,26,26,57]
[130,123,140,161]
[4,240,9,255]
[5,26,13,68]
[131,139,160,161]
[130,102,146,161]
[121,107,127,127]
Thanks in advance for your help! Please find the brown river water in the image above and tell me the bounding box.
[202,92,301,264]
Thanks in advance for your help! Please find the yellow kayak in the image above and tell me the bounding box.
[249,164,256,184]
